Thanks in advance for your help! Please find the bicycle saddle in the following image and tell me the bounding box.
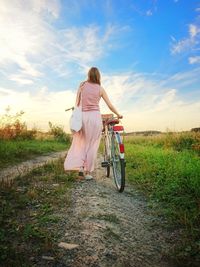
[101,114,113,121]
[105,118,119,125]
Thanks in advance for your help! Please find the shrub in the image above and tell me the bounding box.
[161,132,200,154]
[0,108,36,140]
[48,122,70,143]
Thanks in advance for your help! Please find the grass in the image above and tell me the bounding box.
[91,213,120,224]
[125,131,200,154]
[104,227,121,241]
[0,158,76,266]
[0,139,69,169]
[125,133,200,264]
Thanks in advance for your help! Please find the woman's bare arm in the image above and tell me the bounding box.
[75,82,86,106]
[75,87,81,106]
[101,87,123,118]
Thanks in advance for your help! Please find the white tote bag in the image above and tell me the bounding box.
[70,90,82,132]
[70,106,82,132]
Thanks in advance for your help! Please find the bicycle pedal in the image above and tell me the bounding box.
[101,161,109,167]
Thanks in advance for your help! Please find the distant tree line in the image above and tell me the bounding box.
[125,130,161,136]
[191,127,200,132]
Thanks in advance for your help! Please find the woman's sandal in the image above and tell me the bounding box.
[77,171,84,181]
[85,174,93,180]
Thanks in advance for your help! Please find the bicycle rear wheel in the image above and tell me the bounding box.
[111,134,125,192]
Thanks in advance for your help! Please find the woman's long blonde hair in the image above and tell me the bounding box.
[87,67,101,85]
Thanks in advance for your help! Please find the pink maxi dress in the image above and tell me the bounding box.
[64,82,102,172]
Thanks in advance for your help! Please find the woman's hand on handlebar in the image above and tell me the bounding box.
[117,114,123,119]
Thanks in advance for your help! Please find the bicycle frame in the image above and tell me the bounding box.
[104,123,112,159]
[112,125,125,159]
[101,115,125,192]
[104,125,124,161]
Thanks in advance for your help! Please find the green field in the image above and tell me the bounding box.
[0,113,71,169]
[125,133,200,261]
[0,139,69,169]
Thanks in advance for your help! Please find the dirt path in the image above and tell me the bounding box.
[53,155,178,267]
[0,151,67,181]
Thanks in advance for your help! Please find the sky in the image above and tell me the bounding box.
[0,0,200,132]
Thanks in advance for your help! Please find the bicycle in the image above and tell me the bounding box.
[101,114,126,192]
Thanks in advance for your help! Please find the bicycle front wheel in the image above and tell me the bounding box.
[111,134,125,192]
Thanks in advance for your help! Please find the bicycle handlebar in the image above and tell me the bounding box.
[65,107,74,112]
[113,116,123,120]
[102,113,123,119]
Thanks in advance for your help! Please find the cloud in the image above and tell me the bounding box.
[149,89,177,113]
[189,24,200,38]
[170,35,176,42]
[99,70,200,131]
[1,66,200,132]
[38,23,123,80]
[0,0,58,84]
[189,56,200,64]
[0,0,125,85]
[30,0,61,18]
[171,24,200,54]
[0,86,76,131]
[131,1,157,17]
[162,67,200,87]
[170,6,200,66]
[146,10,153,16]
[55,24,118,66]
[8,74,34,85]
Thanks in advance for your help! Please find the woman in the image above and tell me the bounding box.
[64,67,123,180]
